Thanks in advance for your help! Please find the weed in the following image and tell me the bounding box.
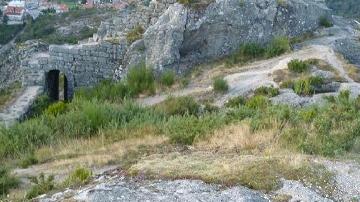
[160,70,176,87]
[0,166,19,196]
[288,59,309,73]
[127,63,156,96]
[319,16,333,28]
[155,96,200,116]
[63,167,92,187]
[26,174,55,199]
[254,86,280,97]
[213,78,229,93]
[265,36,290,58]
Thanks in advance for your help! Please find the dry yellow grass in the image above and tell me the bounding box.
[195,123,281,155]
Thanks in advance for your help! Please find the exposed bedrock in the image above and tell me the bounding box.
[144,0,331,72]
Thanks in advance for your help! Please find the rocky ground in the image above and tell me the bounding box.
[37,158,360,202]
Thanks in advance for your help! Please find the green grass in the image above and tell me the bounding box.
[225,37,290,67]
[1,76,359,164]
[254,86,280,97]
[213,78,229,93]
[0,166,19,197]
[0,24,23,45]
[288,59,310,73]
[127,63,156,95]
[63,167,91,187]
[26,174,55,199]
[160,70,176,87]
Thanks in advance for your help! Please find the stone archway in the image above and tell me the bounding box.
[45,69,74,101]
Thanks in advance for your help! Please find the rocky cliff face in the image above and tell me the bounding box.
[143,0,331,73]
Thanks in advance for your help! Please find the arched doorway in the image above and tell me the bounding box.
[46,70,71,101]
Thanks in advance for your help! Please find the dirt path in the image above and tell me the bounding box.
[138,44,354,107]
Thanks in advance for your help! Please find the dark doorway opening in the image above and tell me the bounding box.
[46,70,69,101]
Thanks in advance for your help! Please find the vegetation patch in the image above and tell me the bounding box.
[126,25,145,44]
[254,86,280,97]
[319,16,333,28]
[0,24,23,45]
[155,96,200,116]
[225,37,290,67]
[63,167,92,187]
[287,59,310,73]
[0,82,22,110]
[26,174,55,199]
[213,77,229,93]
[0,166,19,197]
[160,70,176,87]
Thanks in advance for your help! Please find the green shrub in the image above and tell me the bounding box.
[213,78,229,93]
[63,167,92,187]
[319,16,333,28]
[225,43,265,66]
[225,96,246,108]
[160,70,176,87]
[288,59,310,73]
[240,43,266,59]
[165,114,225,145]
[126,25,144,44]
[293,76,323,96]
[127,63,155,95]
[19,153,38,168]
[76,80,131,102]
[26,174,55,199]
[45,101,67,117]
[156,96,200,116]
[27,95,52,117]
[0,166,19,196]
[254,86,280,97]
[265,36,290,58]
[245,95,269,109]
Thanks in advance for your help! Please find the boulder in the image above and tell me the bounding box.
[144,3,188,71]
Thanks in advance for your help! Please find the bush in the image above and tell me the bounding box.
[265,36,290,58]
[126,25,144,44]
[165,114,225,145]
[225,96,246,108]
[45,101,67,117]
[27,95,52,117]
[0,166,19,196]
[288,59,310,73]
[156,96,200,116]
[76,80,131,102]
[127,63,156,96]
[225,43,265,66]
[254,86,280,97]
[293,76,323,96]
[245,95,269,109]
[319,16,333,28]
[26,174,55,199]
[160,70,176,87]
[63,167,92,187]
[213,78,229,93]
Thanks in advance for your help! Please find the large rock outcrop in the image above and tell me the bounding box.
[144,0,331,72]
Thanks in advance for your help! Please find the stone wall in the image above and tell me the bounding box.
[22,41,127,98]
